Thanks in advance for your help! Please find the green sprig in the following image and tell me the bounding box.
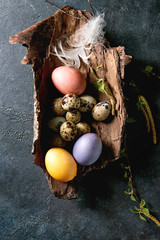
[142,65,160,79]
[94,79,106,93]
[121,158,160,226]
[90,66,116,116]
[96,64,103,69]
[143,65,153,78]
[126,117,137,123]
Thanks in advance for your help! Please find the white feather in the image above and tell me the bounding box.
[52,14,106,68]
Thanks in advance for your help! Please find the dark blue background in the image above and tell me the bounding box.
[1,0,160,239]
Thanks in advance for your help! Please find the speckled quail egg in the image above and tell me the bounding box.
[92,101,111,121]
[50,133,67,148]
[52,97,67,115]
[48,116,66,132]
[79,95,97,112]
[62,94,80,111]
[66,110,81,124]
[60,121,77,141]
[76,122,91,137]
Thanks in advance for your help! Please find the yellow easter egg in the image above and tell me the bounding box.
[45,148,77,182]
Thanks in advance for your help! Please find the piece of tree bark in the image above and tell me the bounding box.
[9,5,128,199]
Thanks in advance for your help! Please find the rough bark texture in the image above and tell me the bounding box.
[9,6,128,199]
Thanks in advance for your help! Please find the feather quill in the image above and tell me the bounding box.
[53,14,106,68]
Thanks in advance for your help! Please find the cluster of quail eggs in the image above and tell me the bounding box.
[48,93,111,145]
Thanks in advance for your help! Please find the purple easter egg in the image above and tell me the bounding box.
[72,133,102,166]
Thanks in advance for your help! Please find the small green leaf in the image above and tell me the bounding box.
[145,65,153,73]
[120,149,126,158]
[124,171,128,178]
[90,67,98,80]
[125,166,130,170]
[99,83,105,92]
[135,206,140,211]
[94,81,100,88]
[124,191,131,195]
[94,81,100,90]
[96,64,103,69]
[128,181,132,188]
[140,199,146,207]
[128,80,140,93]
[130,194,136,202]
[136,100,145,110]
[144,66,153,78]
[137,102,140,109]
[126,117,137,123]
[130,209,138,214]
[142,208,150,215]
[129,80,136,87]
[94,81,105,93]
[120,163,125,169]
[136,101,141,110]
[139,214,147,221]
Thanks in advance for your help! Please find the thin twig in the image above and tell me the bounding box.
[124,133,140,203]
[142,212,160,227]
[45,0,87,22]
[151,72,160,79]
[87,0,95,16]
[142,68,160,79]
[123,134,160,227]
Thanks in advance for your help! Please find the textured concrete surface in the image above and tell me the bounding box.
[0,0,160,239]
